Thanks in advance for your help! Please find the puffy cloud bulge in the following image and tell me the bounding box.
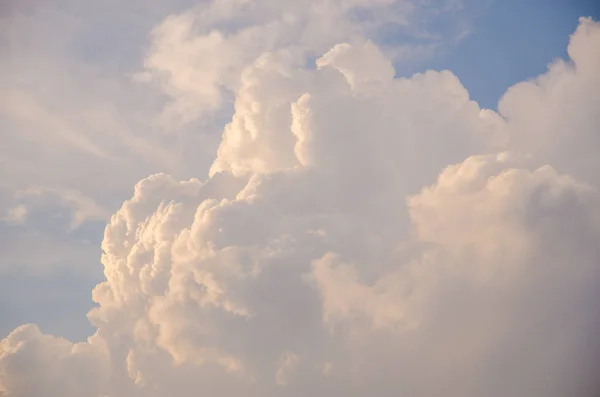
[2,9,600,397]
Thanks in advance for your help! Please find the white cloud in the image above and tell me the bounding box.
[0,0,480,282]
[0,6,599,397]
[500,17,600,187]
[211,40,501,178]
[138,0,479,126]
[0,0,399,346]
[0,325,109,397]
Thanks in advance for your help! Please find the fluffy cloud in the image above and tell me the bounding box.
[138,0,478,125]
[1,11,599,397]
[500,17,600,187]
[0,0,477,290]
[0,325,109,397]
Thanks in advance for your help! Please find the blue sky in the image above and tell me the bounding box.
[430,0,600,109]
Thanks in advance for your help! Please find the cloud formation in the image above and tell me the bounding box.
[138,0,478,125]
[1,7,599,397]
[0,0,478,281]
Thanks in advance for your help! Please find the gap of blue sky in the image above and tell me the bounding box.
[426,0,600,110]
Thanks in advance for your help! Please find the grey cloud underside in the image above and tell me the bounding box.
[1,5,600,397]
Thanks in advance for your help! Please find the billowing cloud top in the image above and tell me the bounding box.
[1,7,600,397]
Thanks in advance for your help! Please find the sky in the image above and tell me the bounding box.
[430,0,600,108]
[0,1,599,396]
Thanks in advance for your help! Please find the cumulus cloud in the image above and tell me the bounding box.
[500,17,600,187]
[0,325,109,397]
[0,0,479,288]
[138,0,479,125]
[1,8,599,397]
